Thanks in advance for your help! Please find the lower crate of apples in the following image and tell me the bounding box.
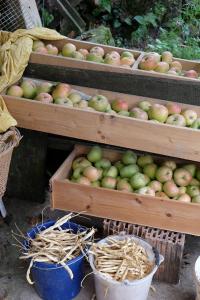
[50,144,200,236]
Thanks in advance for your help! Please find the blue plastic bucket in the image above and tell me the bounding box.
[24,220,86,300]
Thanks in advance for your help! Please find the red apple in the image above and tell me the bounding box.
[163,180,179,198]
[166,102,182,115]
[111,99,129,112]
[184,70,198,79]
[138,55,157,71]
[78,49,89,58]
[83,166,100,182]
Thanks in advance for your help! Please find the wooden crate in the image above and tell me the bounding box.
[29,37,200,83]
[30,37,141,75]
[3,77,200,162]
[50,144,200,236]
[103,219,185,284]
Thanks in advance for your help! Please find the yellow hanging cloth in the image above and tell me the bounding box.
[0,27,65,133]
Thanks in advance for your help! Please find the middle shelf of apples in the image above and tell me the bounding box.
[3,77,200,235]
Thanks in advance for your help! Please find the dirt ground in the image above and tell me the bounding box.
[0,196,199,300]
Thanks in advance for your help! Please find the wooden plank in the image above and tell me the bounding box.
[25,64,200,105]
[3,80,200,161]
[50,145,200,236]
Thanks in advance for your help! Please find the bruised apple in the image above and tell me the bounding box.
[71,51,85,60]
[104,53,120,65]
[137,187,155,196]
[155,191,169,199]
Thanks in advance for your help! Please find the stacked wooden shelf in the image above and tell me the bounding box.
[2,39,200,235]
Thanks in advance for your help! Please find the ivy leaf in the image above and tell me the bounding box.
[134,15,145,25]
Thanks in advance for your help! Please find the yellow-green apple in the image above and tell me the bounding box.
[95,158,111,169]
[191,118,200,129]
[181,109,197,126]
[192,195,200,203]
[35,47,48,54]
[37,81,53,94]
[104,166,118,178]
[111,99,129,112]
[32,40,45,51]
[7,85,23,97]
[148,52,161,63]
[120,51,135,66]
[90,46,105,57]
[72,167,82,179]
[167,68,178,75]
[183,164,196,177]
[78,48,89,58]
[87,146,102,163]
[162,160,176,171]
[186,185,200,197]
[184,70,198,79]
[154,62,169,73]
[166,102,182,115]
[137,186,155,196]
[156,166,173,183]
[76,176,91,185]
[52,87,69,100]
[62,43,76,57]
[122,150,137,165]
[83,166,100,182]
[138,55,157,71]
[148,180,162,192]
[86,53,104,63]
[20,80,37,99]
[35,92,53,103]
[68,92,82,104]
[148,104,168,123]
[54,98,68,105]
[130,173,148,189]
[46,44,58,55]
[129,108,148,120]
[179,186,187,195]
[170,61,182,72]
[101,177,117,189]
[77,100,88,108]
[118,111,130,117]
[71,51,85,60]
[163,180,179,197]
[91,181,100,187]
[166,114,186,127]
[89,95,109,112]
[138,100,151,112]
[155,191,169,199]
[72,157,91,170]
[109,51,120,59]
[174,168,192,186]
[137,155,153,167]
[144,174,150,185]
[114,161,124,171]
[190,178,200,186]
[175,194,191,203]
[143,163,157,179]
[161,51,173,64]
[120,164,139,178]
[117,179,133,192]
[63,99,73,107]
[104,53,120,65]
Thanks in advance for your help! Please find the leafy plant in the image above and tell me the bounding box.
[41,8,54,27]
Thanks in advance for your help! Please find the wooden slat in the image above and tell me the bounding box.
[50,145,200,236]
[3,80,200,161]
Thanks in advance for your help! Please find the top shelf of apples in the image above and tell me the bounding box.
[6,78,200,129]
[32,40,200,79]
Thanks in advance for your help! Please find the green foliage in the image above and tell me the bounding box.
[41,8,54,27]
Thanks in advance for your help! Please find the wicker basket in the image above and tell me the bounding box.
[0,127,21,197]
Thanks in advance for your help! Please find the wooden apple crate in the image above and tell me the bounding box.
[103,219,185,284]
[50,144,200,236]
[29,37,200,83]
[30,37,141,75]
[3,77,200,162]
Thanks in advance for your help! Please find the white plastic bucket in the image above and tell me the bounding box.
[194,256,200,300]
[89,235,164,300]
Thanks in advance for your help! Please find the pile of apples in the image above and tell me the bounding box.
[6,79,200,129]
[138,51,199,79]
[32,40,135,68]
[70,146,200,204]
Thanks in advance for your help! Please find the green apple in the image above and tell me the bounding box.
[88,95,109,112]
[130,173,147,189]
[148,180,162,192]
[156,166,173,183]
[191,118,200,129]
[190,178,200,186]
[117,179,133,192]
[137,155,153,167]
[91,181,100,187]
[186,185,200,197]
[174,168,192,187]
[101,177,117,189]
[192,195,200,203]
[143,163,157,179]
[122,151,137,165]
[136,187,155,196]
[20,80,37,99]
[148,104,168,123]
[114,161,124,171]
[87,146,102,163]
[76,176,91,185]
[118,111,130,117]
[72,157,91,170]
[103,166,118,178]
[138,100,151,112]
[120,164,139,178]
[162,160,176,171]
[95,158,111,169]
[62,43,76,57]
[196,169,200,181]
[72,167,82,179]
[68,92,82,104]
[183,164,196,177]
[86,53,104,63]
[181,109,197,126]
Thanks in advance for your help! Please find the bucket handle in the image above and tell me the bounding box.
[152,246,161,266]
